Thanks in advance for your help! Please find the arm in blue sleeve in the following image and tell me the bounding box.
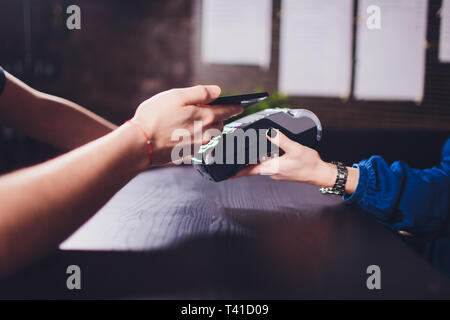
[344,139,450,237]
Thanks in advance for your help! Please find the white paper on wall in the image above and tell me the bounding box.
[439,0,450,62]
[201,0,273,69]
[354,0,428,102]
[278,0,354,98]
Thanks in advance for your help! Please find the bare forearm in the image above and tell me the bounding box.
[23,92,117,149]
[0,123,148,277]
[4,92,117,150]
[0,71,117,150]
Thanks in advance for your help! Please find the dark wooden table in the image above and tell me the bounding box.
[1,166,449,299]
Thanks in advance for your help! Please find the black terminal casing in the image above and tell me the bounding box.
[192,108,322,182]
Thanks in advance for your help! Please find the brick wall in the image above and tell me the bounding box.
[0,0,193,124]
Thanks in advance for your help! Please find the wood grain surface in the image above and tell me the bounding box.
[61,166,341,251]
[1,166,449,299]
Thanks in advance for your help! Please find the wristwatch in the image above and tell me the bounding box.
[319,162,348,196]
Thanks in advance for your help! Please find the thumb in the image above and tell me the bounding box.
[179,85,221,106]
[266,128,297,152]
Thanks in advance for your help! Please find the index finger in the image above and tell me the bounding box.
[203,104,244,122]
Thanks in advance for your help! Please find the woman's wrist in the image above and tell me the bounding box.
[310,161,358,194]
[345,167,359,195]
[312,161,360,195]
[311,161,337,188]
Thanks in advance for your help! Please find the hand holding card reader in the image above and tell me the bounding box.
[192,108,322,182]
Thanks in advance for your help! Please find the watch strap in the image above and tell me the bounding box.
[319,162,348,196]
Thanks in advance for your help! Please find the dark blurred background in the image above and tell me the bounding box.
[0,0,449,174]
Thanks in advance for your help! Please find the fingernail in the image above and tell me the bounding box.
[266,128,277,138]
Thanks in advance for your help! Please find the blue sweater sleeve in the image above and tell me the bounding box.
[344,138,450,236]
